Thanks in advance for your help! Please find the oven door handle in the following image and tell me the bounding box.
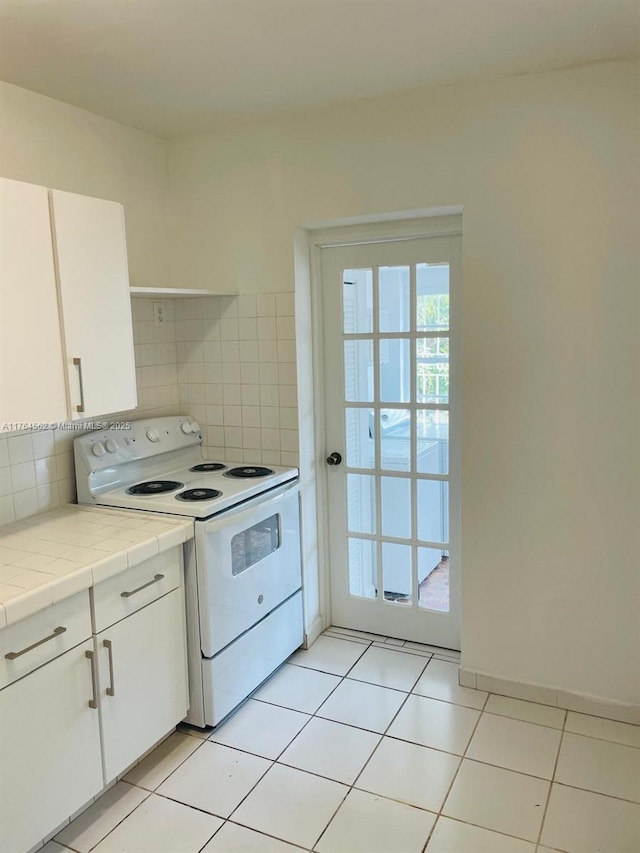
[202,482,299,534]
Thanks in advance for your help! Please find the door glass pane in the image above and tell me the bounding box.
[380,338,410,403]
[417,409,449,475]
[347,474,376,534]
[231,514,280,575]
[382,542,412,604]
[344,340,373,401]
[381,476,411,539]
[417,479,449,544]
[418,548,449,612]
[416,337,449,404]
[379,266,410,332]
[343,269,372,333]
[345,408,375,468]
[417,263,449,331]
[380,408,410,472]
[348,537,377,599]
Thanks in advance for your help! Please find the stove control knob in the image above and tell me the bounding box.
[146,428,160,442]
[181,422,193,434]
[105,439,118,453]
[189,421,200,434]
[92,442,106,457]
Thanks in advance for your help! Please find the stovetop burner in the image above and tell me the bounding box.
[126,480,184,496]
[176,488,223,502]
[225,466,275,479]
[189,463,227,472]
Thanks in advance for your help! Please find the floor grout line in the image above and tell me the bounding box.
[53,635,640,853]
[221,819,310,851]
[479,709,565,732]
[209,661,356,851]
[560,727,640,750]
[540,779,640,806]
[307,642,425,852]
[428,688,490,834]
[58,735,197,853]
[535,703,566,849]
[79,786,153,853]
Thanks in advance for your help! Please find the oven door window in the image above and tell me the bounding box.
[231,513,281,576]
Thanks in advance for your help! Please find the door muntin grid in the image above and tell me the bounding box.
[343,263,451,611]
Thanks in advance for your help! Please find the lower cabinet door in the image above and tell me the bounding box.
[0,639,103,853]
[98,589,189,783]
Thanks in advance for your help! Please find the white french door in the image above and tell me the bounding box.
[321,233,461,649]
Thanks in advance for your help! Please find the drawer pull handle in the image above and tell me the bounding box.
[86,649,98,709]
[103,639,115,697]
[5,626,67,660]
[121,573,165,598]
[73,357,85,414]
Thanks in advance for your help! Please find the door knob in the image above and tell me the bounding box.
[326,452,342,466]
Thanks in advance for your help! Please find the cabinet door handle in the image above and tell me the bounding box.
[85,649,98,709]
[4,626,67,660]
[103,639,115,697]
[73,357,85,413]
[120,573,164,598]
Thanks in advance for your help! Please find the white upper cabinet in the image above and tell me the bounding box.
[51,190,137,419]
[1,180,138,425]
[0,178,68,427]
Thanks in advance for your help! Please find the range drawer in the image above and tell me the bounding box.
[0,591,92,689]
[202,590,303,727]
[92,547,182,633]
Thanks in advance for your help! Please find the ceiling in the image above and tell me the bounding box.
[0,0,638,137]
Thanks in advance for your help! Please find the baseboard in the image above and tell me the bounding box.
[304,614,324,649]
[459,668,640,725]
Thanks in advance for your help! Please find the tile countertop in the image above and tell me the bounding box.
[0,505,194,628]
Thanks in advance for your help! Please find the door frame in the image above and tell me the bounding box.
[306,212,463,645]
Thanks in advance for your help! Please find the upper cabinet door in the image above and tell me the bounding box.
[0,178,68,427]
[50,190,137,419]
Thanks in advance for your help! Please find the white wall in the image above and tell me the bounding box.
[169,60,640,705]
[0,82,170,286]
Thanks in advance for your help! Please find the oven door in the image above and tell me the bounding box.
[195,482,302,657]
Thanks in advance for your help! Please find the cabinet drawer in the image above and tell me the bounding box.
[0,591,92,690]
[92,548,182,633]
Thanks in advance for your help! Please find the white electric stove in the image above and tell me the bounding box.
[74,416,304,728]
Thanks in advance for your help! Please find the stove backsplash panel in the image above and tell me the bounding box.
[175,293,299,470]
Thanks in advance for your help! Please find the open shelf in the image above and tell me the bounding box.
[130,287,237,298]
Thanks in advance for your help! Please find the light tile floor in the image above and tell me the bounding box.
[46,628,640,853]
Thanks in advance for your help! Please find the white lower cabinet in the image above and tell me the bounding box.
[0,548,190,852]
[0,639,103,853]
[96,587,189,783]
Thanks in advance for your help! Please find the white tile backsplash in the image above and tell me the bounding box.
[276,292,295,317]
[1,292,299,525]
[256,293,276,317]
[10,461,36,492]
[237,294,257,317]
[8,434,34,465]
[175,293,299,467]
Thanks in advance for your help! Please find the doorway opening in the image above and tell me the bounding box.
[312,217,461,649]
